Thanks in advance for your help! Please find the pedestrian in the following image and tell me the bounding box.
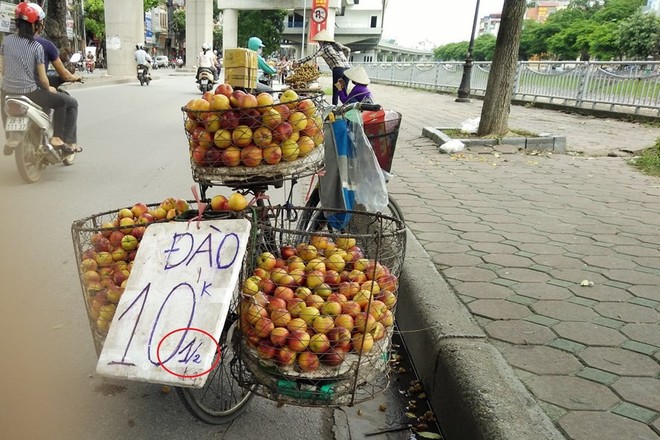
[336,65,374,104]
[293,29,351,105]
[277,56,291,84]
[35,19,83,154]
[0,2,71,155]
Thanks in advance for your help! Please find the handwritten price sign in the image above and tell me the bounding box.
[96,219,251,388]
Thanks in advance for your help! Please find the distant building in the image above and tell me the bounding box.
[479,14,501,37]
[644,0,660,13]
[525,1,570,23]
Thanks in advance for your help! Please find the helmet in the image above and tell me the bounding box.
[16,2,45,24]
[202,42,210,50]
[247,37,265,51]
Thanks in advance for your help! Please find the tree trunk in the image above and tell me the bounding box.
[477,0,527,137]
[43,0,70,51]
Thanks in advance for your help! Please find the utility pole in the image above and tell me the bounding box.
[456,0,481,103]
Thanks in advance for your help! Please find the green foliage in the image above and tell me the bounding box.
[630,138,660,177]
[617,11,660,60]
[172,8,185,42]
[473,34,497,61]
[438,0,659,61]
[237,10,286,55]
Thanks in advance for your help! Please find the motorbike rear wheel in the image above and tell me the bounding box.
[14,126,46,183]
[139,75,145,86]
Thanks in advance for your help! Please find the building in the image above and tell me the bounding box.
[525,1,570,23]
[479,14,501,38]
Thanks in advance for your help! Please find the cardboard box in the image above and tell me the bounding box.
[224,49,258,69]
[225,66,257,89]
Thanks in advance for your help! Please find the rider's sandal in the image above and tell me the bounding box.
[54,143,83,155]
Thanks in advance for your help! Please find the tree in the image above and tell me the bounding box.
[478,0,527,137]
[41,0,68,50]
[617,10,660,60]
[237,10,286,54]
[473,34,497,61]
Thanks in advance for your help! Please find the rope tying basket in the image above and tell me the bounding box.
[232,205,406,406]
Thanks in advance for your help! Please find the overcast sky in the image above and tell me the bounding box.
[382,0,505,48]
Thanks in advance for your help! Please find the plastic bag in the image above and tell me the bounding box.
[318,110,388,229]
[439,139,465,154]
[460,117,480,134]
[346,109,389,213]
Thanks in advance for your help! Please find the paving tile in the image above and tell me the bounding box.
[452,282,514,299]
[582,255,638,270]
[460,231,506,242]
[442,266,498,283]
[423,241,471,254]
[528,263,554,273]
[630,297,660,309]
[622,340,658,356]
[500,345,582,375]
[516,243,565,255]
[551,269,609,284]
[431,252,483,268]
[620,323,660,347]
[569,297,599,307]
[612,245,660,258]
[482,253,534,267]
[594,302,659,323]
[612,377,660,415]
[628,285,660,302]
[612,402,658,424]
[497,267,553,283]
[484,319,556,344]
[532,300,599,321]
[579,347,660,376]
[563,244,617,256]
[525,314,561,327]
[548,278,579,288]
[553,322,626,346]
[491,278,519,287]
[507,294,538,306]
[603,269,660,285]
[515,283,573,300]
[467,299,531,320]
[469,242,520,254]
[550,338,586,354]
[592,316,626,329]
[576,367,620,386]
[569,284,632,302]
[559,411,658,440]
[530,254,585,268]
[527,376,620,410]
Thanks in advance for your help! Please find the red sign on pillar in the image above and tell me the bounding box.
[309,0,328,43]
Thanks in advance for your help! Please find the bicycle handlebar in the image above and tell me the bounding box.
[331,101,382,116]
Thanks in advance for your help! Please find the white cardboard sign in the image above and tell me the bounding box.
[96,219,251,388]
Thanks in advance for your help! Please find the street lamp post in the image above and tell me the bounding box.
[456,0,481,103]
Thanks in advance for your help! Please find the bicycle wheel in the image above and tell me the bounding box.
[176,317,254,424]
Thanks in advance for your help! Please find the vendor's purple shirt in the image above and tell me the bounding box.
[338,83,373,104]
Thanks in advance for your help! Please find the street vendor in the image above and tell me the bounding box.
[247,36,276,92]
[337,65,374,104]
[293,29,351,105]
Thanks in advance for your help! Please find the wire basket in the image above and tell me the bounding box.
[232,205,406,406]
[70,199,245,356]
[362,110,402,173]
[182,91,326,187]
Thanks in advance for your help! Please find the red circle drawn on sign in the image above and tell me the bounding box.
[156,327,221,378]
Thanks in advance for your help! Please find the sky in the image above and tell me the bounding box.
[382,0,505,49]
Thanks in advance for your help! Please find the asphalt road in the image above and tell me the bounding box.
[0,76,421,439]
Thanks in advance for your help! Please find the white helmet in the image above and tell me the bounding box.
[202,42,210,50]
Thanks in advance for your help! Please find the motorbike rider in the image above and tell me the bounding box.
[0,2,72,156]
[134,44,152,79]
[197,43,217,81]
[247,37,277,93]
[35,16,83,154]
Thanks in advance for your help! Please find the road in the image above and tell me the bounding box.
[0,76,428,439]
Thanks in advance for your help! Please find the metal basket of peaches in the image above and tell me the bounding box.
[231,205,406,407]
[181,86,326,187]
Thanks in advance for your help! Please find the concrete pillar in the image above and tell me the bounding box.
[104,0,144,76]
[185,0,214,69]
[222,9,238,50]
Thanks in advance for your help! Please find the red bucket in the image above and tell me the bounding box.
[362,110,402,173]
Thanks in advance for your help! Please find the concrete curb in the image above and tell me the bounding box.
[397,230,566,440]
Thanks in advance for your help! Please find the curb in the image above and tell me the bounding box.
[397,230,566,440]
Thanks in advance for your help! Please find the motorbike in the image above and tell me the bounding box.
[85,57,95,73]
[137,64,151,86]
[69,52,84,72]
[3,77,80,183]
[196,66,216,93]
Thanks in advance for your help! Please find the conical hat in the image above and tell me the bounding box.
[313,29,334,42]
[344,66,370,85]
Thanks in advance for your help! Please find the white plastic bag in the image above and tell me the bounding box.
[439,139,465,154]
[347,110,389,213]
[460,117,480,134]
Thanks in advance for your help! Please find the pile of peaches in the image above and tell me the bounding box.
[183,84,324,168]
[238,234,398,375]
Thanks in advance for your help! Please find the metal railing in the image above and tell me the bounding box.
[356,61,660,117]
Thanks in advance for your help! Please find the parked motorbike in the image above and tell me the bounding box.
[137,64,151,86]
[196,67,215,93]
[3,77,81,183]
[69,52,84,72]
[85,57,95,73]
